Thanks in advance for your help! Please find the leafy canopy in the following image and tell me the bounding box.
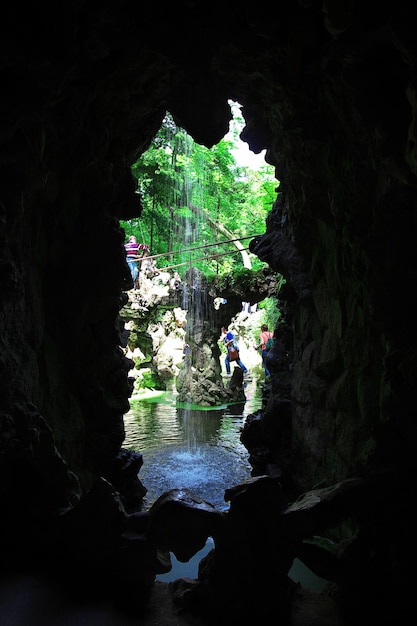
[122,101,279,279]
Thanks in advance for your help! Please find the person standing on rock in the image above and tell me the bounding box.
[220,326,249,377]
[254,323,273,380]
[125,235,140,286]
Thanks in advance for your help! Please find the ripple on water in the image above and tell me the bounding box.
[128,383,330,593]
[123,380,262,510]
[134,435,253,510]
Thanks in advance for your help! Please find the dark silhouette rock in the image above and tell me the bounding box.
[1,2,417,624]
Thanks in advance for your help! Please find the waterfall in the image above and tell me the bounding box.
[168,128,222,401]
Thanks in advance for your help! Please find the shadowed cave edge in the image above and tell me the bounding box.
[1,3,416,625]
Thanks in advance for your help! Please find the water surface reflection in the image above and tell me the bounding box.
[124,381,331,592]
[123,379,262,510]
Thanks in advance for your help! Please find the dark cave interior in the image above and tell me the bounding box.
[1,2,416,625]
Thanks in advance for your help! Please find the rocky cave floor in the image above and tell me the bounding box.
[1,573,342,626]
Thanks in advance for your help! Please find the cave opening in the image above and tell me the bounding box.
[119,95,281,478]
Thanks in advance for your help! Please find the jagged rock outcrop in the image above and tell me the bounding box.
[1,2,417,625]
[120,267,251,403]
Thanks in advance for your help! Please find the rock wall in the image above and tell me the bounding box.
[1,2,416,624]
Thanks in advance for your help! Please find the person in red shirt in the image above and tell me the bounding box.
[255,324,273,378]
[125,235,139,285]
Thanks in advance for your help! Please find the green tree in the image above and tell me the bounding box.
[122,105,278,278]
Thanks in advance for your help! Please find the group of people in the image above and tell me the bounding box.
[124,235,150,287]
[126,233,172,286]
[220,323,275,380]
[126,234,276,380]
[125,235,183,291]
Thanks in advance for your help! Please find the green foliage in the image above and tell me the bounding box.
[133,368,166,392]
[121,102,279,279]
[257,295,283,331]
[212,266,257,293]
